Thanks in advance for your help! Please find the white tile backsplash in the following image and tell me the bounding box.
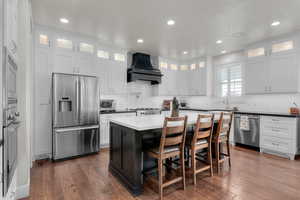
[102,92,300,113]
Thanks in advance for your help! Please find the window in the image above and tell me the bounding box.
[114,53,125,62]
[97,50,109,59]
[180,65,188,71]
[39,34,49,46]
[272,41,294,53]
[216,63,242,97]
[56,38,73,49]
[199,61,205,68]
[159,62,168,69]
[190,64,196,70]
[247,47,265,58]
[170,64,178,70]
[79,43,94,54]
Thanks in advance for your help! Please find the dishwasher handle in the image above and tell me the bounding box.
[235,114,260,120]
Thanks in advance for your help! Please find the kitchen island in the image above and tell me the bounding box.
[108,113,213,195]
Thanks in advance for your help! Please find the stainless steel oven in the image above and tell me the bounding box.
[2,47,19,196]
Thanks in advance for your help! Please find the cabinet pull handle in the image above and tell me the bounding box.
[10,41,17,54]
[272,119,280,122]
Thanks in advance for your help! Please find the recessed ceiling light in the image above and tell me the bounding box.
[167,20,175,26]
[183,51,188,55]
[60,18,69,24]
[221,50,227,54]
[137,38,144,43]
[216,40,223,44]
[271,21,280,26]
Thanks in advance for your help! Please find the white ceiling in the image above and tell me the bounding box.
[32,0,300,59]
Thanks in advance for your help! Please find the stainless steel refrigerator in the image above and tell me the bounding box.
[52,73,100,160]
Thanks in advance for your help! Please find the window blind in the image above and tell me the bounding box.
[217,63,242,97]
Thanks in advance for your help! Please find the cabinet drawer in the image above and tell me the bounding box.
[261,136,290,153]
[261,116,296,125]
[261,124,293,139]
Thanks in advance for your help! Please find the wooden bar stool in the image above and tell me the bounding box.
[213,112,233,174]
[147,116,188,200]
[186,114,214,185]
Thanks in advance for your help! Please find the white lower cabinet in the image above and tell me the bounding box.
[260,116,298,160]
[5,169,17,200]
[100,112,136,148]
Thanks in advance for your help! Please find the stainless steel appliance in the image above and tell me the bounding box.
[100,99,116,112]
[136,108,161,116]
[234,114,260,148]
[52,73,100,160]
[2,47,19,196]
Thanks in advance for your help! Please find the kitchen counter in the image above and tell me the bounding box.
[110,112,214,131]
[180,108,234,112]
[234,111,299,118]
[109,113,221,195]
[180,108,299,118]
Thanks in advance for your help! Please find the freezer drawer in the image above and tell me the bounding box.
[53,125,100,160]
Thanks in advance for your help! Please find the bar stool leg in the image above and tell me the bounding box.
[191,149,196,185]
[227,140,231,167]
[181,151,186,190]
[215,142,220,174]
[208,144,213,177]
[158,158,163,200]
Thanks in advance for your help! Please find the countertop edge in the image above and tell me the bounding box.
[179,108,299,118]
[100,110,137,114]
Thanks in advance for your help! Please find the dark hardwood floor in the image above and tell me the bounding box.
[23,146,300,200]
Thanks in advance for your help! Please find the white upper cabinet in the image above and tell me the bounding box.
[245,38,299,94]
[75,53,96,76]
[268,51,298,93]
[154,60,206,96]
[4,0,18,60]
[96,55,127,95]
[245,56,269,94]
[53,48,75,74]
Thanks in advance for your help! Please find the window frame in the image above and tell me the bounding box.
[114,53,126,62]
[78,42,95,54]
[39,34,50,47]
[271,40,294,54]
[215,62,243,97]
[55,38,74,50]
[247,47,265,58]
[97,50,110,59]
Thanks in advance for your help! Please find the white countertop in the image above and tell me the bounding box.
[109,113,220,131]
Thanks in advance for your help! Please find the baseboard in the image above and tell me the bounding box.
[16,183,30,199]
[34,153,51,161]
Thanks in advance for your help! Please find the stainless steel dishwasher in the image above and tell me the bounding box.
[234,114,260,148]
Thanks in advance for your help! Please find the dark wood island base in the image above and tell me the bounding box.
[109,121,163,196]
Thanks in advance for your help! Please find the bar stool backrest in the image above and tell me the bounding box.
[159,116,188,154]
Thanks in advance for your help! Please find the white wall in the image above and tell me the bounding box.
[16,0,32,198]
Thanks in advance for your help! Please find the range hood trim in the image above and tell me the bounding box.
[127,52,163,85]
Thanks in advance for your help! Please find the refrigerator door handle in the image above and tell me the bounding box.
[79,78,83,123]
[75,79,80,123]
[55,125,100,133]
